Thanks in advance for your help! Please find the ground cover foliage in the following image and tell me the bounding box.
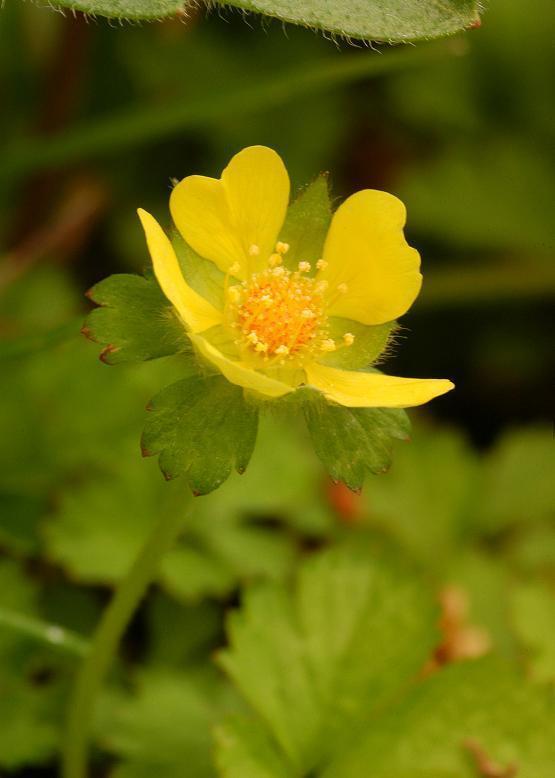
[1,0,554,776]
[1,267,554,775]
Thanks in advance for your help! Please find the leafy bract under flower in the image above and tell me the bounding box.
[139,145,453,410]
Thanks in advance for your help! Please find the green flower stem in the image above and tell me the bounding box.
[62,497,190,778]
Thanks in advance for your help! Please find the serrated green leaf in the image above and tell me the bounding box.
[302,389,410,490]
[280,175,332,270]
[218,544,438,774]
[142,373,258,493]
[325,658,555,778]
[85,273,191,364]
[217,0,481,43]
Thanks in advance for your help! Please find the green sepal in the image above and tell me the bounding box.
[318,318,396,369]
[142,372,259,495]
[301,388,410,491]
[84,273,191,365]
[172,233,226,311]
[280,175,332,270]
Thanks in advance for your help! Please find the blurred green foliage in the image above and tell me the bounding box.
[0,0,554,775]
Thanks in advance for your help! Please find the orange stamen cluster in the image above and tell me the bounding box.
[233,265,325,361]
[226,243,355,364]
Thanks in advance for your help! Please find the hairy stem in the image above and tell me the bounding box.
[62,497,190,778]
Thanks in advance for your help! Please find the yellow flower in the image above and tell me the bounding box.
[137,146,453,408]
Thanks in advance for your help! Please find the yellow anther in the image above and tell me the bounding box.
[316,280,329,293]
[298,261,311,273]
[268,253,283,267]
[301,308,316,319]
[248,244,260,256]
[316,259,328,270]
[227,285,242,304]
[255,341,269,353]
[320,339,337,352]
[272,266,285,277]
[337,283,349,294]
[246,331,259,344]
[343,332,355,346]
[275,345,290,356]
[276,242,290,255]
[229,262,241,276]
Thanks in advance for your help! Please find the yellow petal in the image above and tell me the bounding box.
[170,146,290,278]
[320,190,422,325]
[305,362,454,408]
[189,333,294,400]
[170,176,245,277]
[222,146,290,268]
[138,209,222,334]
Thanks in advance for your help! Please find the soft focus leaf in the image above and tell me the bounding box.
[218,544,438,773]
[478,426,555,534]
[363,427,479,565]
[44,426,300,599]
[216,716,292,778]
[0,562,64,769]
[511,581,555,684]
[146,594,222,667]
[326,659,555,777]
[99,670,235,778]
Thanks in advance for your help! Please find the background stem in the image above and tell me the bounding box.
[62,498,190,778]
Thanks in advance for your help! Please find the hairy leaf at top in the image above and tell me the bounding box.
[214,0,481,43]
[49,0,189,20]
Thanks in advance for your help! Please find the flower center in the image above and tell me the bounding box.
[226,244,355,364]
[234,266,326,361]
